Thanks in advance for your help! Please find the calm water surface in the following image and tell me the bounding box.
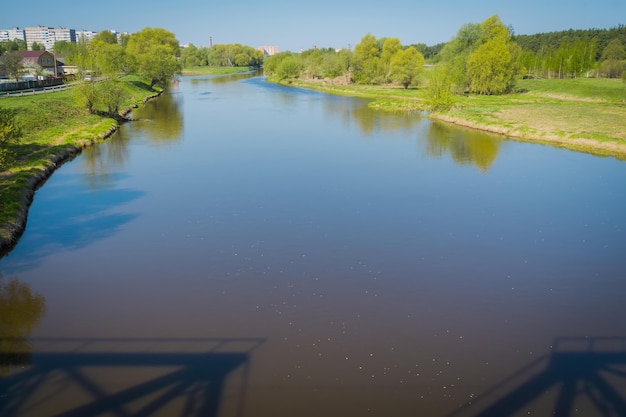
[1,74,626,417]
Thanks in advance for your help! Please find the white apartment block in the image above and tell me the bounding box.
[23,26,76,51]
[0,27,25,42]
[3,26,123,50]
[50,27,76,44]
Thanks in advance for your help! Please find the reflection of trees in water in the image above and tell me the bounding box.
[0,276,46,378]
[426,121,501,172]
[207,72,259,84]
[81,132,132,189]
[353,107,418,136]
[81,92,183,187]
[132,92,184,142]
[321,97,419,136]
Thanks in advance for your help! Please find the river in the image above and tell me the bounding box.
[1,73,626,417]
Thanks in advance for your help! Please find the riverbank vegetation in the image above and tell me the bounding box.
[264,15,626,156]
[0,74,160,252]
[180,43,264,70]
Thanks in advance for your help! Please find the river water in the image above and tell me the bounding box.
[1,73,626,417]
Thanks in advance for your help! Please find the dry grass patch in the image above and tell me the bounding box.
[495,103,626,142]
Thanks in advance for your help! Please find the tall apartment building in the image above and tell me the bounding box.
[23,26,76,51]
[50,27,76,45]
[24,26,51,50]
[0,27,25,42]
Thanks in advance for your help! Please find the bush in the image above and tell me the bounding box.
[0,108,21,169]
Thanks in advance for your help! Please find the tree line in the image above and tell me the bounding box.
[514,25,626,79]
[180,43,263,69]
[264,15,626,109]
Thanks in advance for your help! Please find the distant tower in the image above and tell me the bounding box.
[210,36,213,48]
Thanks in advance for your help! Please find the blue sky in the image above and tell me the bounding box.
[2,0,624,51]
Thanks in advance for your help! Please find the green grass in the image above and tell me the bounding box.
[181,66,253,75]
[517,77,626,103]
[0,76,160,247]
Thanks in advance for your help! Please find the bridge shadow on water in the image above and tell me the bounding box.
[447,337,626,417]
[0,337,264,417]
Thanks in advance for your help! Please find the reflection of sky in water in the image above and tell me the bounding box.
[1,74,625,417]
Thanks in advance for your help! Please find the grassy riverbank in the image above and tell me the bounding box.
[181,66,253,76]
[0,75,161,254]
[285,77,626,158]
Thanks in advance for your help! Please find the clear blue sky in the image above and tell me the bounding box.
[2,0,624,51]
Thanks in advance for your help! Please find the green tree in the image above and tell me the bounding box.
[96,80,125,118]
[0,39,26,54]
[467,37,517,94]
[276,56,300,80]
[93,42,127,78]
[390,47,425,88]
[438,22,483,92]
[52,40,76,56]
[381,37,402,81]
[181,44,203,67]
[0,51,25,82]
[92,30,118,45]
[125,27,181,87]
[466,15,520,94]
[353,33,382,84]
[0,108,22,169]
[424,65,455,110]
[31,41,44,51]
[73,80,98,113]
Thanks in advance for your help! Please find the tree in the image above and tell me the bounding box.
[92,30,118,45]
[465,15,520,94]
[599,38,626,78]
[96,80,125,118]
[381,38,402,80]
[276,56,300,80]
[73,80,98,114]
[0,108,22,169]
[125,27,181,87]
[52,40,77,56]
[438,22,483,92]
[0,51,25,82]
[93,42,127,78]
[353,33,382,84]
[0,39,26,54]
[467,37,518,94]
[390,47,425,88]
[31,41,44,51]
[424,65,455,110]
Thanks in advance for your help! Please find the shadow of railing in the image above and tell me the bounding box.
[0,337,265,417]
[447,337,626,417]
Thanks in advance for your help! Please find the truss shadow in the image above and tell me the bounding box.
[447,337,626,417]
[0,337,264,417]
